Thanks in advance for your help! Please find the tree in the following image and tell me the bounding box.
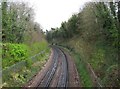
[67,14,78,35]
[2,2,35,43]
[118,1,120,23]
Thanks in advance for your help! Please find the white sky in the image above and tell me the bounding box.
[27,0,93,31]
[7,0,92,31]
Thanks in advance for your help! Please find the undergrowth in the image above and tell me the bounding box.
[60,36,119,87]
[2,40,50,87]
[2,49,50,87]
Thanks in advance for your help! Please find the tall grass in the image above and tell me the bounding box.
[73,52,93,87]
[28,40,49,56]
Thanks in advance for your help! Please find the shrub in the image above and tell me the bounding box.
[2,43,29,69]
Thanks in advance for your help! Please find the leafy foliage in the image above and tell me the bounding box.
[2,39,49,69]
[2,43,29,69]
[91,49,105,71]
[2,49,50,87]
[2,2,43,43]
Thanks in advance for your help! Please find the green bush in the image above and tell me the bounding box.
[2,43,29,69]
[2,40,49,69]
[91,49,105,70]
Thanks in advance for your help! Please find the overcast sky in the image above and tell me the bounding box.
[8,0,92,31]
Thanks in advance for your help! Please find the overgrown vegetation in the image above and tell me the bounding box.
[2,40,48,69]
[46,1,119,87]
[2,43,29,69]
[1,1,50,87]
[2,48,50,87]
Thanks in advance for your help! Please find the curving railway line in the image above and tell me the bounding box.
[36,46,68,88]
[24,46,80,88]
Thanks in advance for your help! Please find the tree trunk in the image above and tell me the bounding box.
[118,1,120,24]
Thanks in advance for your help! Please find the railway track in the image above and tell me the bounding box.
[57,48,68,87]
[36,46,68,88]
[24,45,80,88]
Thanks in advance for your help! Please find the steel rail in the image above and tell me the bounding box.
[56,48,68,88]
[36,47,59,88]
[36,46,69,88]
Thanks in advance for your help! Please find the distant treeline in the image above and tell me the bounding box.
[46,2,119,48]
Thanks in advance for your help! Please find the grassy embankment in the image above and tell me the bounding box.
[2,40,50,87]
[60,44,93,87]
